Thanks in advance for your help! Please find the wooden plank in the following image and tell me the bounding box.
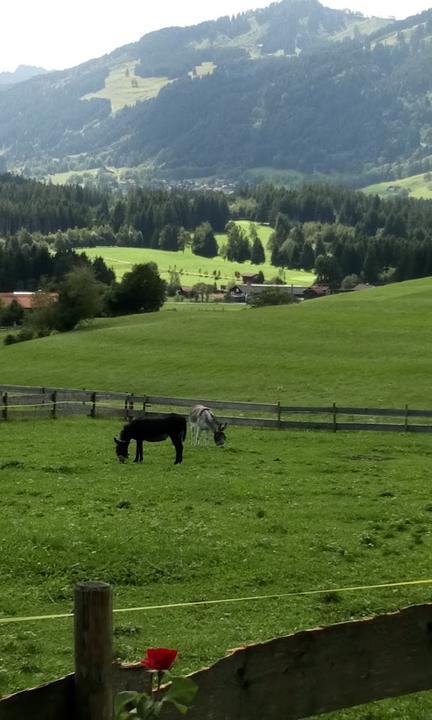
[337,407,432,418]
[97,407,128,419]
[280,406,335,414]
[55,391,93,402]
[0,384,47,395]
[336,422,432,433]
[0,665,151,720]
[5,395,51,407]
[147,396,278,413]
[0,674,75,720]
[162,604,432,720]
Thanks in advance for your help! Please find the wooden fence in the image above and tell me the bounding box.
[1,384,432,433]
[2,582,432,720]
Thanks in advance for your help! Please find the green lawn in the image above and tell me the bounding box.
[83,221,315,287]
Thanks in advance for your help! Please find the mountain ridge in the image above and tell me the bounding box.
[0,64,48,85]
[1,0,431,185]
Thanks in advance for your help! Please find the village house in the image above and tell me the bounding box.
[0,291,58,310]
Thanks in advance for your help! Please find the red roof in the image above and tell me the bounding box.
[0,292,58,310]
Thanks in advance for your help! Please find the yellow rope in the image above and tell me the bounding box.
[1,577,432,626]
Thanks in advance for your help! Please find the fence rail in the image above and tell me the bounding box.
[2,582,432,720]
[1,385,432,433]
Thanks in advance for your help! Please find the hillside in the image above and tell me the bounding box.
[1,278,432,406]
[363,172,432,200]
[0,0,408,183]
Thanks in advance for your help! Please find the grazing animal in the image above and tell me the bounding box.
[114,414,187,465]
[189,405,227,447]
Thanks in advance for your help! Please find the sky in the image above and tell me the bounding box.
[0,0,430,73]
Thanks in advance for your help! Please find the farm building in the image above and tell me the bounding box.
[0,291,58,310]
[242,284,305,302]
[302,285,331,299]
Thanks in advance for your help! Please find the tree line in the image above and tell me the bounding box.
[3,174,432,302]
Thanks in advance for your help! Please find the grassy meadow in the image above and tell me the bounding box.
[0,278,432,406]
[363,172,432,200]
[2,420,432,720]
[83,221,315,287]
[2,279,432,717]
[83,62,171,113]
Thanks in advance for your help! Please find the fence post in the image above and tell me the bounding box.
[74,581,113,720]
[277,401,281,429]
[2,392,7,421]
[405,404,409,432]
[333,402,337,432]
[51,391,57,419]
[90,392,97,418]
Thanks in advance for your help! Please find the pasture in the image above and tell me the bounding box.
[82,221,315,288]
[363,172,432,200]
[2,279,432,717]
[2,419,432,720]
[83,61,171,113]
[1,278,432,406]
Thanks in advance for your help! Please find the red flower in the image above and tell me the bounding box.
[140,648,178,672]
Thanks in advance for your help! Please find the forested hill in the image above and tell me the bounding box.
[2,0,432,185]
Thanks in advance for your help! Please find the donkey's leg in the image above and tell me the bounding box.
[171,434,183,464]
[134,439,143,463]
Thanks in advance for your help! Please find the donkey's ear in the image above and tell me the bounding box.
[220,422,227,431]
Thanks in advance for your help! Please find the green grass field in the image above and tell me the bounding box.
[0,278,431,406]
[83,61,171,113]
[363,172,432,200]
[83,221,315,288]
[2,419,432,720]
[2,279,432,717]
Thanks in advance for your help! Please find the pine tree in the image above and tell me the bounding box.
[250,236,265,265]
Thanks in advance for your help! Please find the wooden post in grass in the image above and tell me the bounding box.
[405,404,409,432]
[90,392,97,418]
[74,581,113,720]
[2,392,7,420]
[51,391,57,419]
[332,402,337,432]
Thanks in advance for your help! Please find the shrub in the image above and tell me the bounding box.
[248,288,297,307]
[3,334,18,345]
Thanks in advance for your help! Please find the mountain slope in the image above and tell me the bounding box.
[3,0,430,183]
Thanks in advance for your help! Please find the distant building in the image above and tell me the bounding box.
[303,285,330,300]
[0,291,58,310]
[242,284,305,302]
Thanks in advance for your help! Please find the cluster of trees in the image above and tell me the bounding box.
[223,222,265,264]
[4,261,166,344]
[243,182,432,287]
[0,231,115,292]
